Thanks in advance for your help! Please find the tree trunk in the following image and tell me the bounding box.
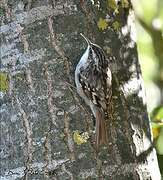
[0,0,161,179]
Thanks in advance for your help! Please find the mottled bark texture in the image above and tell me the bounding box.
[0,0,161,179]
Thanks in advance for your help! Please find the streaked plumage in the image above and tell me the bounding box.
[75,34,112,150]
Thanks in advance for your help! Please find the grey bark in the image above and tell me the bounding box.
[0,0,161,179]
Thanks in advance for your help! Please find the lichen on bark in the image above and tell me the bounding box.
[0,0,161,179]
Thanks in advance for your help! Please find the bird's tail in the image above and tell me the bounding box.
[95,109,108,151]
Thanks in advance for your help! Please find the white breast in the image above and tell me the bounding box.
[75,45,91,106]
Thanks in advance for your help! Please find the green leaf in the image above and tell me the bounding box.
[151,105,163,121]
[151,122,163,128]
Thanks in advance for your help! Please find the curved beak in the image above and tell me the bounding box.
[80,33,91,46]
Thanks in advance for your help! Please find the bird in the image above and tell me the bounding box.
[75,33,112,150]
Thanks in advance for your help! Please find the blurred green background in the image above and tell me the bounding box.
[133,0,163,177]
